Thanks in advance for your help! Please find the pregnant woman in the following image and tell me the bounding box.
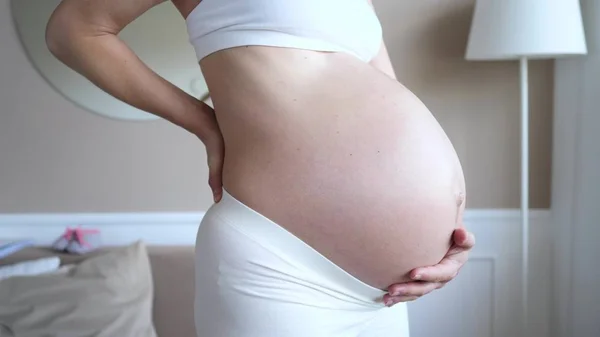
[46,0,475,335]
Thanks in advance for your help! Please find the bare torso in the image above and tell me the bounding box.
[176,2,466,289]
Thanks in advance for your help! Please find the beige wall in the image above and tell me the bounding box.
[0,0,552,213]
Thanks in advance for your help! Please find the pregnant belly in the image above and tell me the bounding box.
[203,48,466,289]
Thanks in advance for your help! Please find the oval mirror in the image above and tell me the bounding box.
[11,0,209,121]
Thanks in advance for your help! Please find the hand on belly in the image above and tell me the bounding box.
[383,226,475,306]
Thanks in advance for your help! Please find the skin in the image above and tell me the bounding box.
[46,0,475,305]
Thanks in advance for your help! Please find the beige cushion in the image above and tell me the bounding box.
[0,241,157,337]
[0,245,197,337]
[145,246,196,337]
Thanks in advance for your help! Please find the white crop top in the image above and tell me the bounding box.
[185,0,383,63]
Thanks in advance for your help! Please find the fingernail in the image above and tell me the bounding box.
[384,299,393,306]
[413,274,422,280]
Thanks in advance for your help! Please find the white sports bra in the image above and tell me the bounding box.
[185,0,383,63]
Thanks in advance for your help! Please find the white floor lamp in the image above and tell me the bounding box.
[465,0,587,335]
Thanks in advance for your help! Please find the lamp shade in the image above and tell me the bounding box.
[466,0,587,60]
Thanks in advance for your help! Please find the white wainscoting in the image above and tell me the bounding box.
[0,209,552,337]
[0,213,204,245]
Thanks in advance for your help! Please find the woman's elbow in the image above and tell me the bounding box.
[45,10,73,59]
[45,4,93,61]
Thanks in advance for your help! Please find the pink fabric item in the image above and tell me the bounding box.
[61,227,100,248]
[53,226,101,254]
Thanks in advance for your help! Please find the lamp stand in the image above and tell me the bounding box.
[519,57,529,337]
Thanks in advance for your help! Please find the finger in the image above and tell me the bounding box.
[208,173,223,202]
[442,230,476,257]
[410,258,463,282]
[384,295,420,306]
[208,161,223,202]
[387,281,443,297]
[453,228,476,249]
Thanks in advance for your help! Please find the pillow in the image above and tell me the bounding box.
[0,241,157,337]
[0,257,61,281]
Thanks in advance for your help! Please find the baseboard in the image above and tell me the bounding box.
[0,209,551,246]
[0,212,205,246]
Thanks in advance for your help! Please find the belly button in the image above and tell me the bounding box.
[455,192,466,224]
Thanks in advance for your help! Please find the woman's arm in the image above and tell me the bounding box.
[46,0,225,202]
[45,0,214,140]
[366,0,397,80]
[370,42,397,80]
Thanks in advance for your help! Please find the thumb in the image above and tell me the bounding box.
[453,228,475,249]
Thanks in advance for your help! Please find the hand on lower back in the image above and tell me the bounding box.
[196,104,224,203]
[383,228,476,306]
